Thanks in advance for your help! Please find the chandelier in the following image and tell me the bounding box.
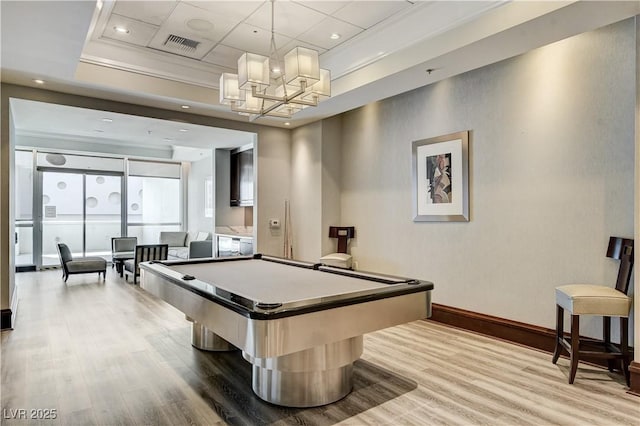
[219,0,331,120]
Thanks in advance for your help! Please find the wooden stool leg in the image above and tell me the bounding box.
[552,305,564,364]
[603,316,614,372]
[620,317,630,387]
[569,314,580,384]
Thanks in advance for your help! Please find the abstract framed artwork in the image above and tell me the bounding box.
[412,131,469,222]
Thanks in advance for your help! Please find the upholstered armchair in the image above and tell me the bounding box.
[56,243,107,282]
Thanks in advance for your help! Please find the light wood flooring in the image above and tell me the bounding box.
[1,269,638,425]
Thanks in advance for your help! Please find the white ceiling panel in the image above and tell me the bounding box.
[295,1,350,16]
[184,1,264,22]
[333,1,412,29]
[202,44,245,70]
[102,14,159,47]
[112,0,178,26]
[160,2,240,42]
[221,22,293,56]
[298,16,363,50]
[245,1,327,38]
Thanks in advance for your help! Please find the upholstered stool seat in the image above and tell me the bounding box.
[555,285,631,316]
[552,237,633,386]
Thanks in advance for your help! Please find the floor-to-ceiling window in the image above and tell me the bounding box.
[23,152,183,269]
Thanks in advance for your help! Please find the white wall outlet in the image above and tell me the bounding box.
[269,218,281,229]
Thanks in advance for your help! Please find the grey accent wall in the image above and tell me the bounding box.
[337,19,635,340]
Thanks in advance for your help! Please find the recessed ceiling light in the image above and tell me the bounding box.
[33,79,45,85]
[187,18,214,32]
[101,118,113,123]
[179,129,189,132]
[181,105,190,109]
[330,33,341,40]
[284,122,290,126]
[114,26,130,34]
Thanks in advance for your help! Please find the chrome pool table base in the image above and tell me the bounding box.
[140,257,433,408]
[192,320,362,407]
[190,321,237,352]
[245,335,363,407]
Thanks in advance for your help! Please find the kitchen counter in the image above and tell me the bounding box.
[215,227,253,257]
[214,226,253,238]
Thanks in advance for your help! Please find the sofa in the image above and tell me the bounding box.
[160,231,212,260]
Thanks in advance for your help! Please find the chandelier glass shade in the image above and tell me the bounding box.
[219,0,331,120]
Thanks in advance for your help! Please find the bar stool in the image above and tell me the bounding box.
[552,236,634,385]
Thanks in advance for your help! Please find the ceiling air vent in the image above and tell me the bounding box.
[163,34,200,53]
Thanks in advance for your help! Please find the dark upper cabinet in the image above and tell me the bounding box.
[230,148,253,207]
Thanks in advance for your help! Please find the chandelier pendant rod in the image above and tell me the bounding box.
[249,82,317,106]
[270,0,288,100]
[230,102,291,119]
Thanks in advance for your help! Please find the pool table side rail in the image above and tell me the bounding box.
[139,256,433,321]
[161,253,318,270]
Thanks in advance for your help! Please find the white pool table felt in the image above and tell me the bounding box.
[168,259,393,305]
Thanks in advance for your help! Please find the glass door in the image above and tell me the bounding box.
[85,174,122,261]
[40,171,123,266]
[41,172,84,266]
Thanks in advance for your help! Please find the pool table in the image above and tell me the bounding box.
[139,254,434,407]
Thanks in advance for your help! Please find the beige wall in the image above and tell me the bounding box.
[254,126,291,257]
[291,122,322,262]
[635,16,640,354]
[0,90,14,311]
[0,84,291,313]
[320,116,343,255]
[331,19,634,340]
[290,117,344,262]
